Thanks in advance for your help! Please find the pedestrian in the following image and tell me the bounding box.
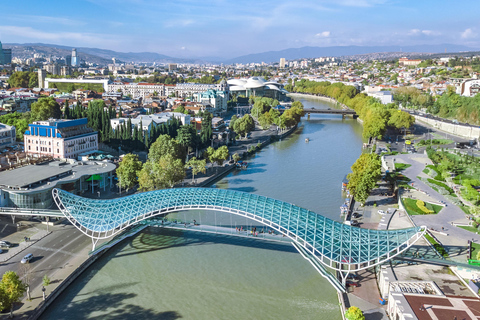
[193,220,196,226]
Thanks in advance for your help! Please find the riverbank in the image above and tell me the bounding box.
[288,92,349,110]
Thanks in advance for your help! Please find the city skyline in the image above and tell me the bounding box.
[0,0,479,59]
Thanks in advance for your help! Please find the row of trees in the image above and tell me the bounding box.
[289,80,415,140]
[7,71,38,88]
[117,134,230,192]
[249,97,305,131]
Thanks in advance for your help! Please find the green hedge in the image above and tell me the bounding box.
[427,178,454,194]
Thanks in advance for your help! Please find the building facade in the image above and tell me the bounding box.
[0,41,12,65]
[0,123,16,148]
[71,48,78,66]
[38,69,47,88]
[24,118,98,160]
[106,82,165,99]
[194,89,228,116]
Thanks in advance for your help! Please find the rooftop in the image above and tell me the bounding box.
[0,160,116,192]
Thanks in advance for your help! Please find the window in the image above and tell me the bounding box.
[57,149,59,153]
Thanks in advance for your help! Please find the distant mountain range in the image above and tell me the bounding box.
[4,42,480,65]
[4,43,203,64]
[224,44,479,64]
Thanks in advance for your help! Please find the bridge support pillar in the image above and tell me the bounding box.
[308,113,310,120]
[342,114,345,120]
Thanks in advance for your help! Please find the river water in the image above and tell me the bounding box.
[41,96,364,320]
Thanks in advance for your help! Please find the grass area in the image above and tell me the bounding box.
[459,225,479,235]
[427,178,454,194]
[471,242,480,259]
[402,198,443,215]
[423,165,444,181]
[48,82,104,92]
[417,139,453,146]
[395,163,411,172]
[425,233,449,258]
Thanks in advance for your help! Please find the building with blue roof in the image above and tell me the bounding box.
[24,118,98,160]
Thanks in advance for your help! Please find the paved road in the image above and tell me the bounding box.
[0,222,91,300]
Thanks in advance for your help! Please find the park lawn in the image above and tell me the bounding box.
[395,163,411,172]
[471,242,480,259]
[427,178,454,194]
[402,198,443,215]
[417,139,453,146]
[459,225,479,235]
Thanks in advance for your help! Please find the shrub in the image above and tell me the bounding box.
[416,200,434,214]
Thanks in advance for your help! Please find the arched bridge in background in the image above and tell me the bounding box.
[53,188,425,274]
[304,108,358,118]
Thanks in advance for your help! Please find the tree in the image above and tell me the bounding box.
[177,125,198,156]
[185,157,206,184]
[213,146,229,168]
[200,111,213,146]
[233,114,255,138]
[388,110,415,130]
[148,134,184,163]
[31,97,62,121]
[347,154,381,205]
[230,115,238,132]
[204,146,216,168]
[138,154,185,191]
[232,153,241,163]
[0,271,26,317]
[175,105,187,114]
[116,153,142,192]
[42,274,51,300]
[345,306,365,320]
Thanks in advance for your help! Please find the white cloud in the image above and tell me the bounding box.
[461,28,476,39]
[408,29,440,36]
[315,31,331,38]
[0,26,120,47]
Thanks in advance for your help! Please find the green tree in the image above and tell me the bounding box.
[232,153,241,163]
[138,154,185,191]
[116,153,142,192]
[177,125,198,156]
[213,146,229,168]
[148,134,184,163]
[185,157,206,184]
[200,111,213,146]
[31,97,62,121]
[345,306,365,320]
[388,110,415,130]
[347,154,381,205]
[233,114,255,138]
[0,271,26,316]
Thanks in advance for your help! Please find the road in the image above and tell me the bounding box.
[0,222,91,300]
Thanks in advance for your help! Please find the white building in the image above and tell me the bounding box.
[111,112,191,135]
[194,89,228,116]
[106,82,165,99]
[459,79,480,97]
[0,123,16,148]
[24,118,98,160]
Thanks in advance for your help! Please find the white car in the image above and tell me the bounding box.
[21,253,33,264]
[378,210,386,215]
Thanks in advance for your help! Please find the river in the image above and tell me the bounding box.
[41,96,364,320]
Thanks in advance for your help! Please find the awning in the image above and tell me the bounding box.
[86,174,102,181]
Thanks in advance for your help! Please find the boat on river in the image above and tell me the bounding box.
[305,138,309,142]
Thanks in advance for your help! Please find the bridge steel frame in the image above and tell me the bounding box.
[53,187,426,272]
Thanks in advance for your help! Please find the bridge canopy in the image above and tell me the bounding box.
[53,188,425,271]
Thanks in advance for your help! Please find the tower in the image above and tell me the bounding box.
[71,48,78,66]
[279,58,286,69]
[38,68,47,88]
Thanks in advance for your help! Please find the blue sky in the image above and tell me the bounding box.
[1,0,479,58]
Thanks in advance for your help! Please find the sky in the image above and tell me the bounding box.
[1,0,479,59]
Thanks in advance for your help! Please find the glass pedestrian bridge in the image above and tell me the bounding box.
[53,187,426,272]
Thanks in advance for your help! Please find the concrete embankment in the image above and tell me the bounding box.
[414,114,480,140]
[288,93,349,110]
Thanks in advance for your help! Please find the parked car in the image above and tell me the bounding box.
[346,281,360,287]
[0,240,12,248]
[378,210,386,215]
[21,253,33,264]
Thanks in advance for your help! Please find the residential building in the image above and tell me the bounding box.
[0,123,16,148]
[194,89,228,116]
[46,64,61,76]
[38,69,47,88]
[399,57,422,67]
[106,82,165,99]
[0,41,12,65]
[168,63,177,71]
[459,79,480,97]
[279,58,286,69]
[111,112,191,135]
[45,78,109,91]
[24,118,98,160]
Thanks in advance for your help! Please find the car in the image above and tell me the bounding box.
[346,281,360,287]
[0,240,12,248]
[21,253,33,264]
[378,210,386,215]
